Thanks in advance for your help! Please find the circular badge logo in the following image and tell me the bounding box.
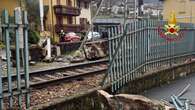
[158,11,184,42]
[158,25,184,42]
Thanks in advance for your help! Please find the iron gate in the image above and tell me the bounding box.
[102,19,195,92]
[0,9,29,109]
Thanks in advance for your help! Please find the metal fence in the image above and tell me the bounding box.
[0,9,29,109]
[102,19,195,92]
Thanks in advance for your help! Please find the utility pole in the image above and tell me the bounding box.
[39,0,51,60]
[39,0,44,31]
[49,0,55,41]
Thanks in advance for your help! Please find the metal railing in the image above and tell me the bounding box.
[0,9,29,109]
[102,19,195,92]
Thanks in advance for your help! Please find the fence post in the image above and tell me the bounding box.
[0,17,2,41]
[23,11,30,108]
[14,7,23,109]
[3,9,13,109]
[0,57,3,110]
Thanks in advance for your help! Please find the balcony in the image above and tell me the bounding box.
[77,0,91,2]
[54,5,81,16]
[55,24,81,33]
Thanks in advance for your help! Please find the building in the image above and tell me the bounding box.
[160,0,195,23]
[43,0,91,38]
[0,0,25,42]
[98,0,143,18]
[76,0,91,30]
[0,0,22,15]
[141,3,163,18]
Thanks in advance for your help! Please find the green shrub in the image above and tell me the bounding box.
[28,30,40,44]
[0,41,5,49]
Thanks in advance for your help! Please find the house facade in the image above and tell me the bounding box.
[0,0,24,42]
[160,0,195,23]
[141,3,163,18]
[43,0,91,36]
[0,0,20,15]
[76,0,91,32]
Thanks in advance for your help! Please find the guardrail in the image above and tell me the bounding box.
[0,9,29,109]
[102,19,195,92]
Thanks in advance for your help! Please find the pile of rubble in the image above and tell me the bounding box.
[97,90,175,110]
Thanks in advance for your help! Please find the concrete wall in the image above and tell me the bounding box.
[32,60,195,110]
[162,0,195,23]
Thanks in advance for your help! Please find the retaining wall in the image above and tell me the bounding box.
[32,61,195,110]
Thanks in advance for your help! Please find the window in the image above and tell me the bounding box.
[67,0,72,6]
[178,0,186,15]
[77,0,81,8]
[67,16,73,24]
[57,0,60,5]
[178,11,186,14]
[84,2,89,9]
[56,16,63,25]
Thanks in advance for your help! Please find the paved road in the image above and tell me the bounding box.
[144,73,195,109]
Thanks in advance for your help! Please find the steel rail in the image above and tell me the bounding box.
[2,59,108,82]
[2,59,108,93]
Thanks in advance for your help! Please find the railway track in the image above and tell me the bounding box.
[2,59,108,92]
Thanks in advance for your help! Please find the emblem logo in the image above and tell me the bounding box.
[158,11,184,41]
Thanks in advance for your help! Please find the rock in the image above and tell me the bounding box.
[55,58,64,62]
[84,42,107,60]
[29,61,36,66]
[70,57,85,63]
[97,90,176,110]
[70,50,85,63]
[0,49,7,60]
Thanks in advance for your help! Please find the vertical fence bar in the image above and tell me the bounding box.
[110,26,114,91]
[114,27,119,89]
[137,20,141,76]
[124,25,127,84]
[3,10,13,109]
[127,24,130,82]
[139,20,142,71]
[151,20,155,69]
[114,26,119,91]
[109,27,114,91]
[154,20,157,67]
[14,9,22,109]
[122,26,125,86]
[135,21,138,78]
[145,19,148,71]
[155,20,159,67]
[23,11,30,108]
[132,21,136,79]
[149,20,152,70]
[0,59,3,109]
[129,23,133,81]
[0,9,3,109]
[141,20,145,73]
